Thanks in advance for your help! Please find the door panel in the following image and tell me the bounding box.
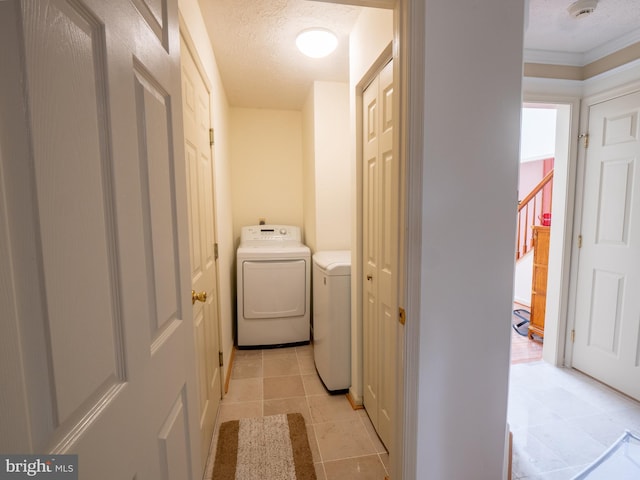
[131,0,169,48]
[573,90,640,401]
[25,0,124,427]
[363,75,380,425]
[362,59,397,450]
[181,36,222,467]
[158,392,192,479]
[376,60,396,448]
[0,0,201,477]
[133,67,182,344]
[595,158,633,245]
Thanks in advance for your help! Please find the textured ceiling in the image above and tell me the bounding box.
[198,0,362,110]
[525,0,640,64]
[198,0,640,110]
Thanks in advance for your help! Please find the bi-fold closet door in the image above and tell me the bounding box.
[362,59,398,450]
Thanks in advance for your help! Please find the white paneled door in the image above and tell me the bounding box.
[0,0,201,478]
[572,90,640,401]
[181,35,222,467]
[362,59,398,450]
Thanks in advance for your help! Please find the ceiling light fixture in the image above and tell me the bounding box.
[296,29,338,58]
[567,0,598,18]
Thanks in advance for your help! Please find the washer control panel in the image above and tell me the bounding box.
[241,225,302,243]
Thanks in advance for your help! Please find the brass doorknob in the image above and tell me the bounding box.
[192,290,207,304]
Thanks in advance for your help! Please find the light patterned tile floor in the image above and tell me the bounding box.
[205,342,640,480]
[204,344,389,480]
[509,361,640,479]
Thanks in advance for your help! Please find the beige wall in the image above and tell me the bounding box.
[313,81,351,251]
[302,87,317,252]
[302,81,351,253]
[178,0,235,375]
[230,108,304,242]
[348,7,394,405]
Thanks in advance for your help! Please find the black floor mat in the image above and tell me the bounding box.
[512,309,531,336]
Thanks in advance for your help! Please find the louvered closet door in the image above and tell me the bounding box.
[362,59,398,450]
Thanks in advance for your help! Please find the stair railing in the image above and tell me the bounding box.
[516,169,554,259]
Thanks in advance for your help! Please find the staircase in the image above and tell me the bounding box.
[516,169,553,259]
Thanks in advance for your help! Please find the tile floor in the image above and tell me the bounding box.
[204,341,640,480]
[509,361,640,479]
[204,344,389,480]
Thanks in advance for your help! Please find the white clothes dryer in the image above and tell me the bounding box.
[236,225,311,347]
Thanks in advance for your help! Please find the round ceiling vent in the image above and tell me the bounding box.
[567,0,598,18]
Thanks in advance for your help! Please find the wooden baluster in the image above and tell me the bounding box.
[516,169,554,260]
[516,209,522,259]
[524,203,529,254]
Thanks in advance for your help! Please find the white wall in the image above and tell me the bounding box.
[520,107,557,161]
[513,250,533,306]
[412,0,525,478]
[308,81,351,252]
[543,103,574,365]
[229,108,304,242]
[178,0,236,376]
[348,7,394,405]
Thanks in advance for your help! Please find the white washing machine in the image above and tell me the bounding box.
[312,251,351,391]
[236,225,311,347]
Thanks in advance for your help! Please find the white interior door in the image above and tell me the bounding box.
[362,59,397,450]
[0,1,201,478]
[572,90,640,401]
[181,35,222,467]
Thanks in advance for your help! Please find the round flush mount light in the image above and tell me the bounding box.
[296,29,338,58]
[567,0,598,18]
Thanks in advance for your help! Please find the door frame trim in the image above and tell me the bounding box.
[398,0,424,478]
[518,95,581,367]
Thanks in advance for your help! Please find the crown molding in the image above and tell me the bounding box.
[584,28,640,64]
[307,0,394,8]
[523,49,584,66]
[525,27,640,67]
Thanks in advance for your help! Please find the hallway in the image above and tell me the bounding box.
[509,361,640,479]
[204,345,389,480]
[205,335,640,479]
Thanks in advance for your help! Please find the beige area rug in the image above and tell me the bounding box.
[212,413,316,480]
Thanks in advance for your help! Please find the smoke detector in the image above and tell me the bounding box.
[567,0,598,18]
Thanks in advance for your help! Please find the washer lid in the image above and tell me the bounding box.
[313,250,351,275]
[237,244,310,258]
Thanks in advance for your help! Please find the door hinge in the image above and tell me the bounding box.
[399,307,406,325]
[571,329,575,343]
[209,128,215,146]
[214,242,219,260]
[578,235,583,248]
[579,133,589,148]
[218,351,223,367]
